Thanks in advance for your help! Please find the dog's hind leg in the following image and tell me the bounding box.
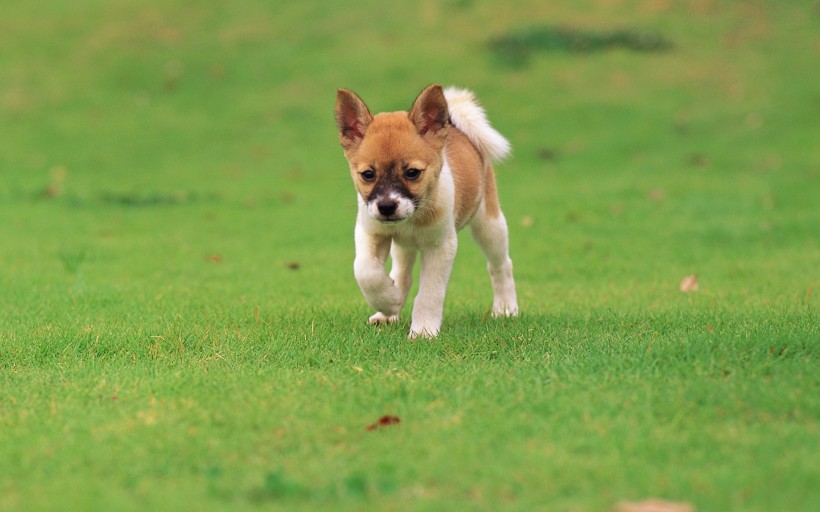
[470,176,519,317]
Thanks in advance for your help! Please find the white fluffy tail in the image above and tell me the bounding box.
[444,87,511,163]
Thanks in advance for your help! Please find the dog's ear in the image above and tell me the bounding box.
[335,89,373,151]
[409,84,449,147]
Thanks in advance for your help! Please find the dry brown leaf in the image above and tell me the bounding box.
[679,274,699,292]
[616,498,695,512]
[366,415,400,431]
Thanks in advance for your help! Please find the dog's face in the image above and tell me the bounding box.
[335,85,449,224]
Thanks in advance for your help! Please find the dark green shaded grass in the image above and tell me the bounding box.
[488,25,674,68]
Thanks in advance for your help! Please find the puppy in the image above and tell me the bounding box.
[334,84,518,338]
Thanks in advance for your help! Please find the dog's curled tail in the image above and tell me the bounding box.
[444,87,511,163]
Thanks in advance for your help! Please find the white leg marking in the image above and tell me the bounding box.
[389,243,417,306]
[368,243,416,326]
[470,210,519,317]
[409,233,458,339]
[353,225,404,318]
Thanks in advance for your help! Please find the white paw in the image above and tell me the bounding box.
[368,283,405,316]
[369,312,399,325]
[408,324,440,340]
[492,303,519,318]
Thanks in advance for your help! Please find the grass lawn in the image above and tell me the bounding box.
[1,1,818,510]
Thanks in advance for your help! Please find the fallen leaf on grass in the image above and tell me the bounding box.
[366,415,400,431]
[679,274,699,292]
[616,499,694,512]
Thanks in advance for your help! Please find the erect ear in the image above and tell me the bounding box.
[335,89,373,151]
[408,84,449,146]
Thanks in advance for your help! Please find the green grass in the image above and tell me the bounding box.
[1,1,818,510]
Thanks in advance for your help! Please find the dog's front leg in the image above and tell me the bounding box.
[353,225,404,323]
[409,233,458,339]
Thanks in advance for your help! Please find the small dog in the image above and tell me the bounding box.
[335,84,518,338]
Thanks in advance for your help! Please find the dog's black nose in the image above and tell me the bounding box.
[377,200,398,216]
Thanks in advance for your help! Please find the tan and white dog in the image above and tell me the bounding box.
[335,84,518,338]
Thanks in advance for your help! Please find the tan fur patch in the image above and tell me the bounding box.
[445,128,485,228]
[482,165,501,219]
[355,112,441,169]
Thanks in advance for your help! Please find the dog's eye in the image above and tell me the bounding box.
[404,168,422,180]
[360,170,376,182]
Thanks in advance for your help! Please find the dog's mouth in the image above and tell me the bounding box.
[373,212,408,224]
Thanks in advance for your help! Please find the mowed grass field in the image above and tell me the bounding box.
[1,1,818,510]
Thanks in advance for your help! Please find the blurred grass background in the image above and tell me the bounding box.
[2,0,817,306]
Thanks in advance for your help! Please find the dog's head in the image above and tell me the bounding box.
[335,84,449,224]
